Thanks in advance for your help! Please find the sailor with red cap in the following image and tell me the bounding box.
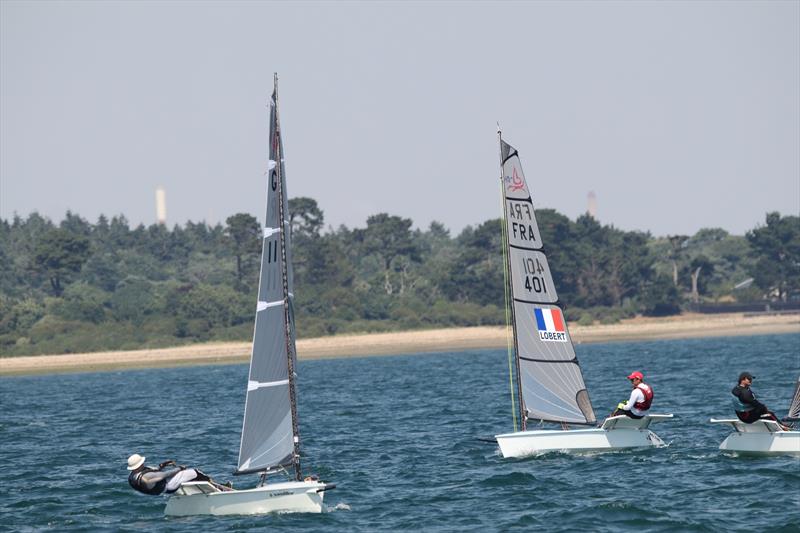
[612,371,654,419]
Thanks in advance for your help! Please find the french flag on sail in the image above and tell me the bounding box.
[534,307,568,342]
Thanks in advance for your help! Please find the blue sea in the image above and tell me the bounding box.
[1,333,799,532]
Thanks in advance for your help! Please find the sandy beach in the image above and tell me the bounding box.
[1,312,798,377]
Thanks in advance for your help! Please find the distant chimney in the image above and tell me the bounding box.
[156,187,167,225]
[587,190,597,219]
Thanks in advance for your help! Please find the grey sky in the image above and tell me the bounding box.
[1,1,798,237]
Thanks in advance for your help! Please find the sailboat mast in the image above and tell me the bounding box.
[498,127,526,432]
[273,73,303,482]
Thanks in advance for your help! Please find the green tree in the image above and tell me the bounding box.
[60,211,92,237]
[1,298,45,333]
[31,228,91,296]
[53,283,110,323]
[639,274,681,316]
[746,212,800,301]
[359,213,419,295]
[80,252,122,291]
[666,234,690,287]
[111,277,159,325]
[440,219,503,305]
[166,283,250,333]
[225,213,261,284]
[288,197,324,239]
[688,255,715,303]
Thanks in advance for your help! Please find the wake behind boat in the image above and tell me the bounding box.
[710,376,800,456]
[165,75,334,516]
[492,131,672,458]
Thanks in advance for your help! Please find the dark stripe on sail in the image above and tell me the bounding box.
[520,356,578,364]
[501,150,517,166]
[513,296,562,306]
[509,243,545,252]
[505,195,533,203]
[523,416,597,426]
[234,458,295,476]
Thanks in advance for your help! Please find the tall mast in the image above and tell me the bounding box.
[273,73,302,481]
[498,127,526,432]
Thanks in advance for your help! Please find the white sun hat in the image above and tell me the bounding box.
[127,454,145,470]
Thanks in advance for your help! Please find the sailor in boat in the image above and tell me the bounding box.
[126,454,232,495]
[731,372,788,430]
[611,371,653,419]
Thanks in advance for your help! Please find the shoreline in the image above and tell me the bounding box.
[1,312,798,377]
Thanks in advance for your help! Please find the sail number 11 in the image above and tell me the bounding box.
[522,256,547,294]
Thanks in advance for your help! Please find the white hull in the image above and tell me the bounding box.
[495,414,673,458]
[710,418,800,456]
[164,480,330,516]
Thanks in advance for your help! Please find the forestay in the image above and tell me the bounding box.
[237,80,298,475]
[500,140,596,426]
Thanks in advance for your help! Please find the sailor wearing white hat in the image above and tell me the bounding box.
[126,454,230,495]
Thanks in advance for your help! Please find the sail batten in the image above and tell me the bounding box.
[237,75,300,476]
[500,138,596,426]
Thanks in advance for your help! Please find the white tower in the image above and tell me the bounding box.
[156,187,167,225]
[587,190,597,219]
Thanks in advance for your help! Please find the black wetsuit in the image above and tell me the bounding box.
[128,466,171,495]
[128,464,211,495]
[732,385,774,423]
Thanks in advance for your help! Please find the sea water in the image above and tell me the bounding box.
[1,333,798,532]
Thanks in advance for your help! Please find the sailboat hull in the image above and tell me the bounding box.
[711,418,800,456]
[495,414,672,458]
[164,480,329,516]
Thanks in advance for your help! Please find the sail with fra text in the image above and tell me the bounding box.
[501,140,596,425]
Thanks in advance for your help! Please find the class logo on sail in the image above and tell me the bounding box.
[534,307,567,342]
[505,166,526,193]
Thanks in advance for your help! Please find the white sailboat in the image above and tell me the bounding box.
[710,376,800,456]
[492,132,673,458]
[165,75,334,516]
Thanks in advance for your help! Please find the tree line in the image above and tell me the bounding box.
[0,201,797,356]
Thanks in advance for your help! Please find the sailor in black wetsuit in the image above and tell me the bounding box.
[731,372,782,426]
[126,454,229,495]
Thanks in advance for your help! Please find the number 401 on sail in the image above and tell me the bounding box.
[510,249,558,303]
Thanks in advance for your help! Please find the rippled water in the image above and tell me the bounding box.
[1,333,799,532]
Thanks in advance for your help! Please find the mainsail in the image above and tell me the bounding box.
[500,138,596,428]
[787,376,800,422]
[237,75,301,478]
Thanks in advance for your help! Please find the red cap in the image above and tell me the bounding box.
[627,371,644,380]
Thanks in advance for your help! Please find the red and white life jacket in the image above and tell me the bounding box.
[634,383,653,411]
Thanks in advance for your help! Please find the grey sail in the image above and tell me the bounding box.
[237,77,298,475]
[501,139,596,425]
[787,376,800,421]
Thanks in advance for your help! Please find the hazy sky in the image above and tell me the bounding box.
[1,1,798,237]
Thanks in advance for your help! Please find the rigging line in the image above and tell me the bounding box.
[273,72,302,482]
[498,128,518,434]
